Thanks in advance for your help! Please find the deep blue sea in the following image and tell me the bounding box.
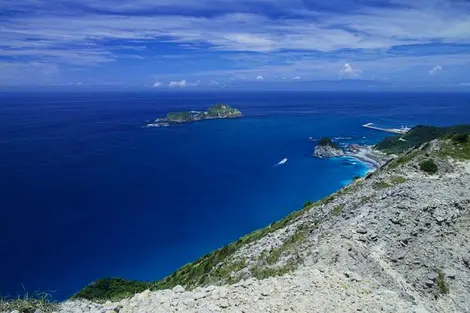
[1,91,469,300]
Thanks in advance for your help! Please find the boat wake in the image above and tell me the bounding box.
[274,158,288,167]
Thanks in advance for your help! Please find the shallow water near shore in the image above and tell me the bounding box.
[1,91,470,299]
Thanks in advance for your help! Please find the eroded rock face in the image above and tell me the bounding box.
[313,137,345,158]
[313,144,345,158]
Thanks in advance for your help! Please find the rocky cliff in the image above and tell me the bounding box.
[6,135,470,313]
[313,137,345,158]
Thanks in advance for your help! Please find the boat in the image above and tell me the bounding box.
[279,158,288,165]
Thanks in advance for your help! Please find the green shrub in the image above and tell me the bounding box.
[436,270,449,295]
[419,159,438,174]
[453,133,469,144]
[72,278,151,301]
[332,204,345,216]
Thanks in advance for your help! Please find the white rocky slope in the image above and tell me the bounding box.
[57,140,470,313]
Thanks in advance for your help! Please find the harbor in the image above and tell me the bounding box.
[362,123,411,135]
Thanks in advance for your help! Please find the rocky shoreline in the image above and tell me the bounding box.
[313,137,344,158]
[345,145,391,170]
[313,137,391,171]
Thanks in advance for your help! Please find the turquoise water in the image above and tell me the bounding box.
[1,91,469,299]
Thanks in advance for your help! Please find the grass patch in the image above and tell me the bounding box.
[332,204,345,216]
[439,139,470,160]
[212,258,247,284]
[373,176,407,190]
[389,176,407,185]
[388,150,420,169]
[419,159,438,174]
[373,181,392,189]
[266,226,308,265]
[74,201,319,301]
[251,260,298,280]
[0,293,58,313]
[436,270,449,295]
[320,195,335,205]
[336,185,356,196]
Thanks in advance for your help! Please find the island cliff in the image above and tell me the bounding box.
[5,127,470,313]
[147,104,242,127]
[313,137,345,158]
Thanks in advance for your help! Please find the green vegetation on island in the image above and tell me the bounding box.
[164,104,242,123]
[375,125,470,154]
[317,137,341,149]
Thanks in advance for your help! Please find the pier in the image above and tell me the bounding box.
[362,123,411,135]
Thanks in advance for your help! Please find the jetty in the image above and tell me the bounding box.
[362,123,411,135]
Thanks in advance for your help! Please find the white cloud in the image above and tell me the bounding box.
[339,63,361,78]
[256,75,264,80]
[153,81,163,87]
[168,80,187,88]
[429,65,443,75]
[2,0,470,66]
[292,76,300,80]
[1,0,470,85]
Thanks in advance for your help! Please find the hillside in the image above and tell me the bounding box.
[4,134,470,313]
[375,125,470,154]
[59,134,470,313]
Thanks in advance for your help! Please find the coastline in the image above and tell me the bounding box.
[344,145,387,171]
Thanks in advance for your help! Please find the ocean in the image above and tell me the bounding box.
[1,91,469,300]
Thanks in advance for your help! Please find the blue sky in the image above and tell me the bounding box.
[1,0,470,90]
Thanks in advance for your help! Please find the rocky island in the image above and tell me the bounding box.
[313,137,345,158]
[146,104,242,127]
[4,126,470,313]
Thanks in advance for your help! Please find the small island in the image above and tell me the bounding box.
[146,104,242,127]
[313,137,389,169]
[313,137,345,158]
